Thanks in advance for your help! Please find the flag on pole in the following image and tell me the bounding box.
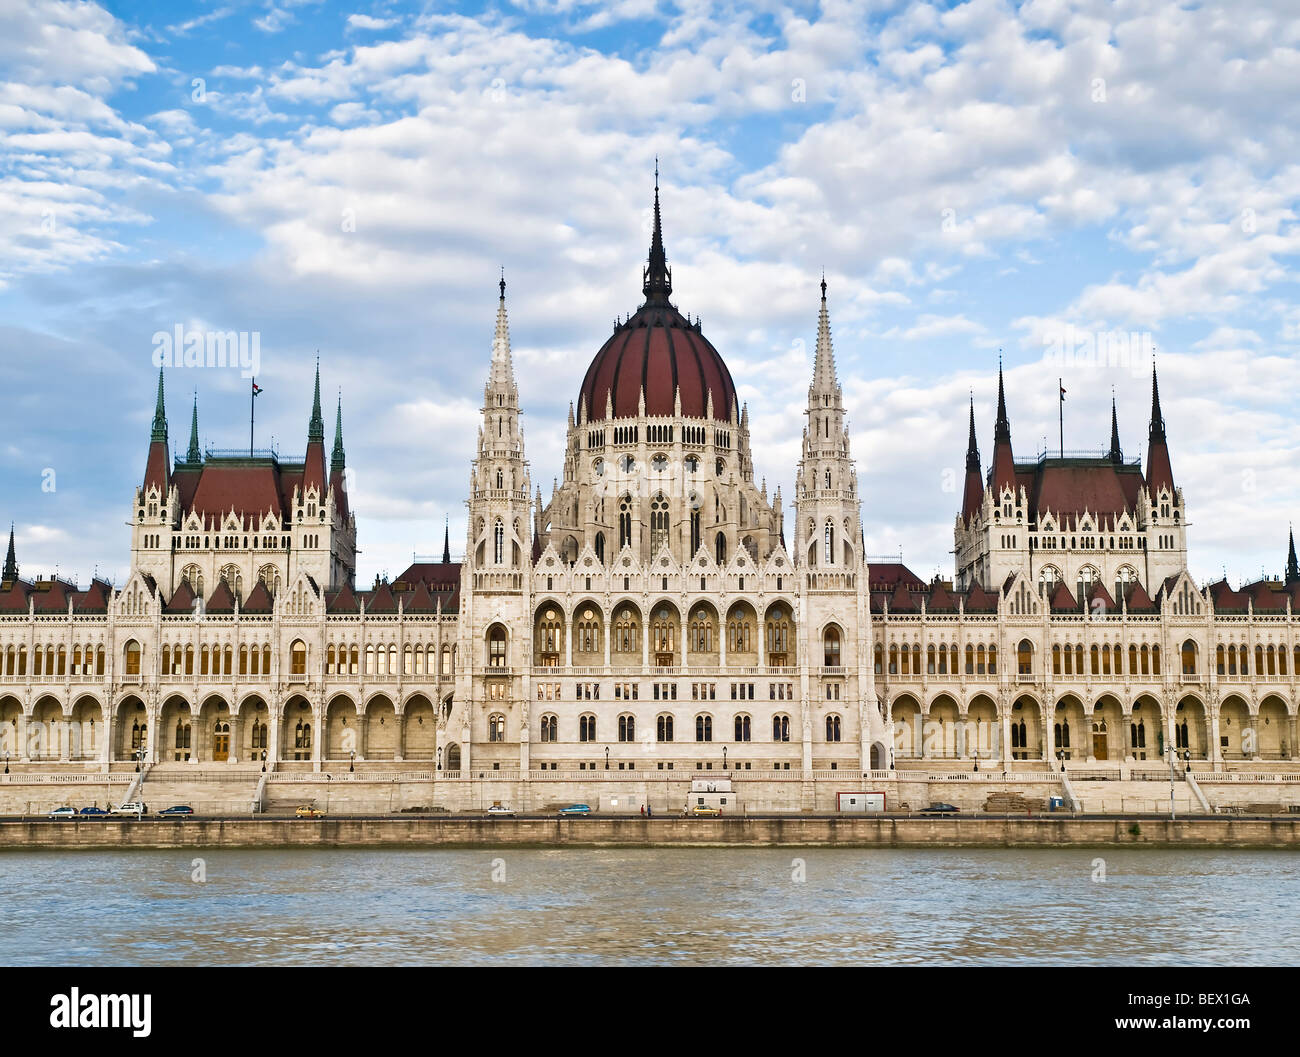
[1060,384,1066,401]
[253,382,263,397]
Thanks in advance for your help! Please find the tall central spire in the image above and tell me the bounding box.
[994,358,1010,444]
[1109,396,1122,464]
[811,274,838,393]
[966,397,980,472]
[187,394,202,464]
[641,160,672,307]
[309,359,325,443]
[2,524,16,583]
[331,395,346,472]
[151,367,168,444]
[1287,528,1298,586]
[489,271,517,396]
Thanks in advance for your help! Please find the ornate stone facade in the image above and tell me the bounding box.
[1,185,1297,802]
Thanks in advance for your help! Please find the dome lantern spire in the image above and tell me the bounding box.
[642,159,672,307]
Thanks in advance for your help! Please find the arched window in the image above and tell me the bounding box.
[595,532,605,564]
[696,714,713,742]
[493,520,504,565]
[734,714,751,741]
[619,496,632,549]
[618,714,635,742]
[488,714,506,742]
[824,469,832,489]
[1181,639,1197,676]
[824,520,834,565]
[1017,639,1033,675]
[579,714,596,742]
[826,715,841,741]
[657,714,674,742]
[690,505,701,555]
[488,625,507,667]
[124,641,142,676]
[290,640,307,676]
[773,714,790,742]
[715,532,726,565]
[540,714,557,742]
[650,494,669,553]
[823,627,841,666]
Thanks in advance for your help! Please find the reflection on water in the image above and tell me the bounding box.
[1,847,1296,965]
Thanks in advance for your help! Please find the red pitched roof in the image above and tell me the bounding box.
[964,583,998,612]
[164,579,195,613]
[206,581,236,614]
[927,581,958,611]
[1048,581,1079,612]
[242,580,274,613]
[1124,581,1156,612]
[327,583,361,614]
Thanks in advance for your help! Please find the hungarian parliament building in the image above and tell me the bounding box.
[2,183,1299,789]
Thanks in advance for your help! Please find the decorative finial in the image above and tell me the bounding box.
[499,267,505,300]
[820,270,826,300]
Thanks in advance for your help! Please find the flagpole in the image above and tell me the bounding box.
[1058,376,1064,457]
[250,377,256,456]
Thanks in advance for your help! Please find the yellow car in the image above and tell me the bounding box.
[690,804,722,817]
[295,805,325,818]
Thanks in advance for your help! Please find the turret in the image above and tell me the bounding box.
[1146,364,1174,498]
[1108,395,1122,464]
[143,367,171,493]
[2,524,17,584]
[990,360,1016,496]
[186,393,202,465]
[1287,528,1298,586]
[961,397,983,524]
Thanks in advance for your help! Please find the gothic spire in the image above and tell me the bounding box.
[966,396,980,472]
[489,272,517,396]
[1149,362,1166,444]
[1145,361,1174,496]
[331,394,346,472]
[994,358,1010,444]
[811,273,838,394]
[442,516,451,565]
[1108,395,1122,464]
[961,396,984,524]
[641,161,672,307]
[1287,528,1298,586]
[187,393,202,464]
[2,524,16,583]
[990,358,1016,494]
[151,366,168,443]
[308,358,324,443]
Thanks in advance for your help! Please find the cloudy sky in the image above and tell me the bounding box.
[1,0,1297,591]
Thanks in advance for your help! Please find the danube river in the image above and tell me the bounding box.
[1,847,1297,965]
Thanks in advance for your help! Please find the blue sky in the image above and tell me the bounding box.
[1,0,1298,589]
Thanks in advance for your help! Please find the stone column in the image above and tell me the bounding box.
[312,701,323,772]
[1209,706,1221,766]
[1289,715,1298,761]
[268,702,281,767]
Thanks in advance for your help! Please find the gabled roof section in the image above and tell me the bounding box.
[206,580,236,614]
[326,583,361,614]
[164,579,196,614]
[1048,581,1079,612]
[241,580,274,614]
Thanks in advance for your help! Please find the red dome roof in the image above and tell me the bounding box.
[579,305,736,422]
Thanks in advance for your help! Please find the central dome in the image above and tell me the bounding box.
[579,304,736,422]
[578,176,736,423]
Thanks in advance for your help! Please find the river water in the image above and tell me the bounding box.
[1,847,1296,965]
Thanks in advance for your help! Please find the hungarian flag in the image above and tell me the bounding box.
[1060,384,1066,402]
[252,381,262,397]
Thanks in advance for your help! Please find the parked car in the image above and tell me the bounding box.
[689,804,722,817]
[295,804,325,818]
[47,806,76,820]
[157,805,194,817]
[557,804,592,816]
[111,802,146,817]
[78,806,109,818]
[920,803,960,815]
[486,805,517,817]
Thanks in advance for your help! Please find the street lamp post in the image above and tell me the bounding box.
[605,746,609,770]
[723,745,728,769]
[1168,746,1177,821]
[325,772,332,815]
[261,749,267,774]
[3,750,8,774]
[349,749,355,773]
